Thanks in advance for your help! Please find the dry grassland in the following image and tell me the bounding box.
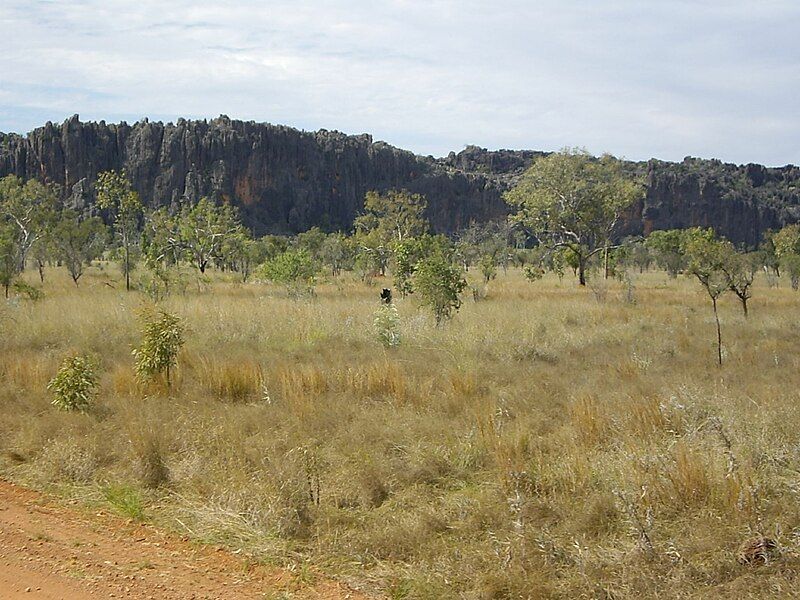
[2,265,800,598]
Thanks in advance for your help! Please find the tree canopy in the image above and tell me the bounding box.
[505,149,644,285]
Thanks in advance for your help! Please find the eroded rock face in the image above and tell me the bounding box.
[0,115,505,235]
[1,116,798,243]
[618,158,800,246]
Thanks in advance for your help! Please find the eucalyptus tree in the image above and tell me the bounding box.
[52,211,108,286]
[773,224,800,289]
[505,149,644,286]
[354,189,429,277]
[144,198,246,274]
[0,175,58,272]
[95,170,143,291]
[682,228,730,366]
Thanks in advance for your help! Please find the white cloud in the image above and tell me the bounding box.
[0,0,798,165]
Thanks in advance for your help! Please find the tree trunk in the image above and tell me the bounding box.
[740,295,748,317]
[578,259,586,286]
[712,297,722,366]
[125,245,131,291]
[37,260,45,283]
[603,247,610,279]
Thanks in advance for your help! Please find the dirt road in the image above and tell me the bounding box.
[0,479,366,599]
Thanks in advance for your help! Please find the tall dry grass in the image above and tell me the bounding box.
[2,264,800,598]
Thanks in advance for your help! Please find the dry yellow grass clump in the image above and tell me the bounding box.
[2,264,800,598]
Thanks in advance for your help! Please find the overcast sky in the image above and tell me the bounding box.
[1,1,798,165]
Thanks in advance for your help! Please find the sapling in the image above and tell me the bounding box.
[48,354,98,412]
[683,229,729,366]
[133,309,185,387]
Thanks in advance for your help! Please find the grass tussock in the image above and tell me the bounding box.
[2,265,800,598]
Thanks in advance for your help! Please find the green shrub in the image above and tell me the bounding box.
[258,248,319,298]
[523,264,545,282]
[12,280,45,301]
[413,253,467,325]
[478,254,497,283]
[47,354,99,412]
[132,309,185,387]
[374,303,401,347]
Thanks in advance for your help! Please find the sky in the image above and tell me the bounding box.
[1,0,798,166]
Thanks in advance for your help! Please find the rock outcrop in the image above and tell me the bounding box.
[1,115,798,244]
[0,115,504,235]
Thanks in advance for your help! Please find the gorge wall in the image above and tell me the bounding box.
[1,115,798,245]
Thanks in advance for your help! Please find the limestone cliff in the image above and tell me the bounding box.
[1,115,798,244]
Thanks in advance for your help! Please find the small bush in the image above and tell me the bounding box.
[374,303,401,347]
[523,264,545,282]
[258,248,319,298]
[12,280,45,301]
[133,309,185,387]
[47,354,99,412]
[413,253,467,325]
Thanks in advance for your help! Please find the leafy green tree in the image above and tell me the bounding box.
[30,228,55,283]
[146,199,245,274]
[260,235,290,260]
[48,354,98,412]
[505,149,644,285]
[682,228,729,366]
[455,220,514,272]
[319,233,353,276]
[523,264,545,282]
[374,303,401,347]
[354,230,393,279]
[53,211,107,286]
[221,233,268,282]
[259,248,320,297]
[628,241,653,273]
[393,234,452,296]
[296,226,327,259]
[550,247,570,280]
[355,189,429,244]
[756,232,780,277]
[133,309,185,388]
[354,189,429,277]
[0,175,58,272]
[0,224,19,298]
[413,251,467,325]
[721,250,757,317]
[773,224,800,289]
[95,171,143,290]
[646,229,688,277]
[179,198,245,273]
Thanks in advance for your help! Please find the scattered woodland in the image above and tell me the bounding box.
[2,149,800,598]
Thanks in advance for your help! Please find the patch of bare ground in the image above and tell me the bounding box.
[0,479,368,599]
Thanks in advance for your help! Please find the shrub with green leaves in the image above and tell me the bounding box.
[413,252,467,325]
[12,280,45,301]
[133,309,185,386]
[47,354,99,411]
[374,303,401,347]
[523,264,545,282]
[258,248,319,297]
[478,253,498,283]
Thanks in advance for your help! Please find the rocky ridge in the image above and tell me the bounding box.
[1,115,798,244]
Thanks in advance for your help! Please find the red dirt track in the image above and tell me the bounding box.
[0,479,366,599]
